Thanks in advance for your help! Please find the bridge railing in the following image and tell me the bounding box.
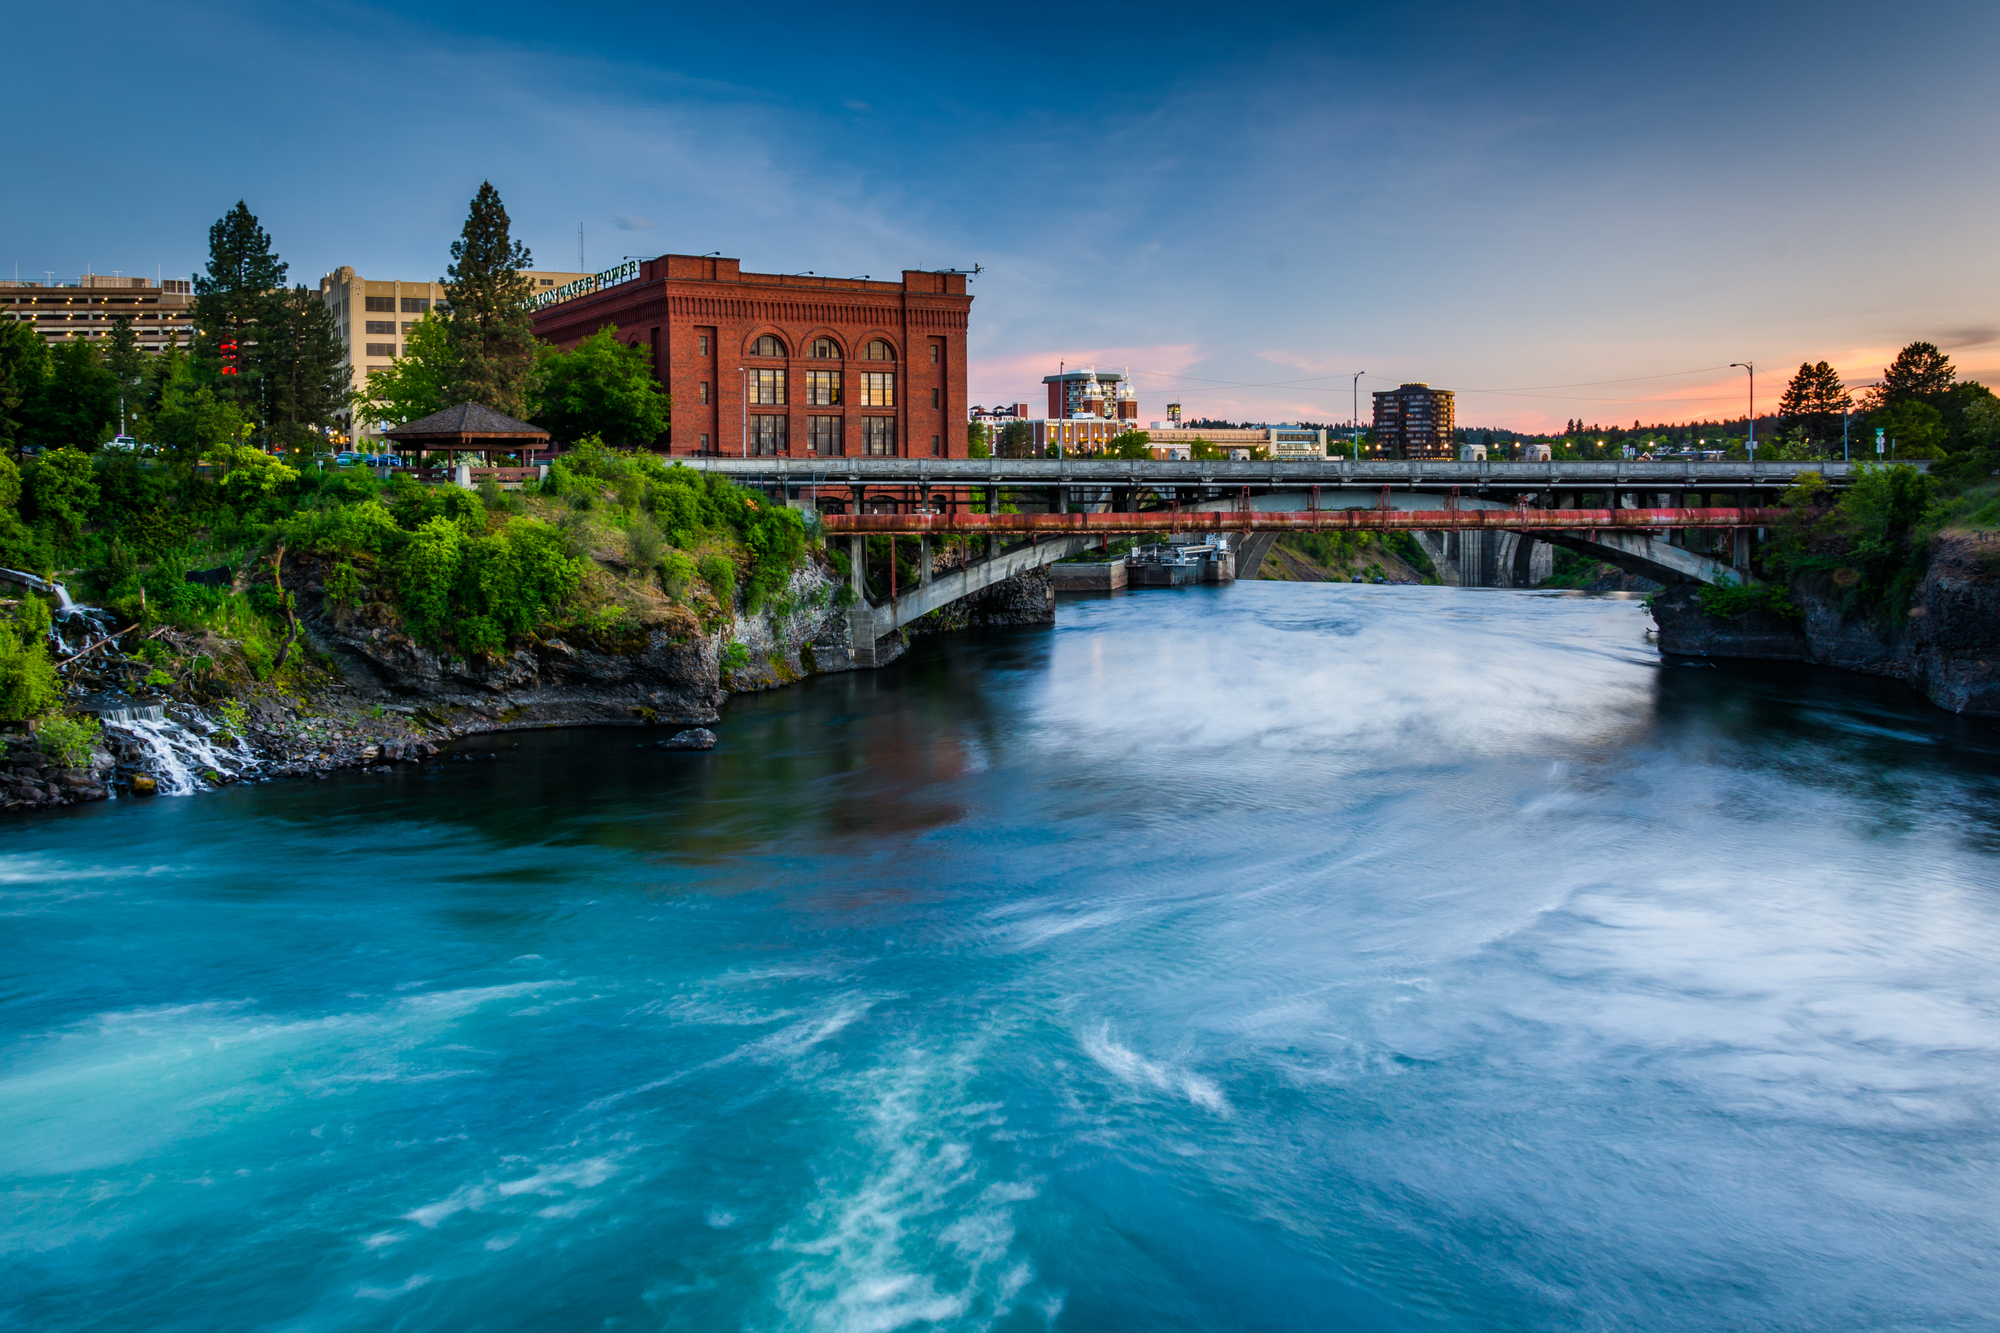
[823,507,1793,536]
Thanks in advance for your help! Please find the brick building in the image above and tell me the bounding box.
[532,254,972,458]
[1043,367,1136,421]
[1372,382,1455,460]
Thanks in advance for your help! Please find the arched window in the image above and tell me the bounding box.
[809,336,842,359]
[751,334,787,357]
[861,339,896,361]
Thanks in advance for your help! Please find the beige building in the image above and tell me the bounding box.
[0,275,195,352]
[319,267,589,436]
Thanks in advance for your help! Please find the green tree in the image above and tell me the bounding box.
[27,447,100,542]
[1108,428,1152,459]
[1777,360,1850,452]
[1869,400,1948,459]
[361,311,454,428]
[443,182,539,417]
[28,338,119,450]
[532,326,669,446]
[104,317,147,436]
[193,201,288,421]
[263,286,350,454]
[1865,341,1955,411]
[997,420,1033,457]
[966,421,990,459]
[0,320,49,459]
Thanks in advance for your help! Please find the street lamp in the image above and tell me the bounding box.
[1351,371,1365,460]
[1730,362,1756,461]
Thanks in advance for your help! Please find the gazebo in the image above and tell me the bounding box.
[385,402,551,466]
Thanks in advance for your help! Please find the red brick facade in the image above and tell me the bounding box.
[531,254,972,458]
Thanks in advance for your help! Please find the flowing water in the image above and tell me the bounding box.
[5,584,2000,1332]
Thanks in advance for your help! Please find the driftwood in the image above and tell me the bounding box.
[56,623,140,667]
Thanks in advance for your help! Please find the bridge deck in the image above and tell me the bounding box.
[825,507,1791,535]
[687,456,1885,489]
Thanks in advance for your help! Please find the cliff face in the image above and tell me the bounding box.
[1653,532,2000,716]
[294,553,1058,734]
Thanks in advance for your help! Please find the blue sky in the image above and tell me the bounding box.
[10,0,1998,431]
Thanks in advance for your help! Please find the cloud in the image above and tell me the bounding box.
[1939,326,2000,350]
[613,215,655,231]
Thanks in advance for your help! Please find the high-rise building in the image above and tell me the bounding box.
[1042,367,1136,421]
[0,275,194,352]
[1372,382,1455,459]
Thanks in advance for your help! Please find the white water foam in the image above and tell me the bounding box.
[101,706,262,796]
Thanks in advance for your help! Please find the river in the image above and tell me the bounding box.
[5,583,1999,1331]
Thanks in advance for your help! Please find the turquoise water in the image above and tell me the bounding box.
[6,584,2000,1331]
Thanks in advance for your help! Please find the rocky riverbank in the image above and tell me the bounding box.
[1652,530,2000,716]
[5,546,1059,810]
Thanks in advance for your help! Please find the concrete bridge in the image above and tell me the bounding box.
[680,456,1893,662]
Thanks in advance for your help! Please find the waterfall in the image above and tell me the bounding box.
[97,704,263,797]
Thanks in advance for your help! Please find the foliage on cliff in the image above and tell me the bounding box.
[1765,465,1940,624]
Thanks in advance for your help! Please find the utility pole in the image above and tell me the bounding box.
[1730,362,1756,460]
[1352,371,1365,460]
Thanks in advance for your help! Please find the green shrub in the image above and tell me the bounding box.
[660,549,697,602]
[719,640,751,672]
[699,553,736,609]
[38,713,101,768]
[0,600,60,721]
[627,513,664,570]
[213,698,247,744]
[1698,581,1802,620]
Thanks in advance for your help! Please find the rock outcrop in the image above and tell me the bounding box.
[1653,531,2000,715]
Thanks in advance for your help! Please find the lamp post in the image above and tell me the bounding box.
[1730,362,1756,461]
[1351,371,1365,460]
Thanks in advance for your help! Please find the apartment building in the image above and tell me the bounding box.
[1371,382,1456,460]
[0,275,195,352]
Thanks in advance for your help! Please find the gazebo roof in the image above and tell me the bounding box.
[385,402,550,445]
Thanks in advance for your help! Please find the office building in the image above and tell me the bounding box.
[0,275,194,352]
[532,254,973,457]
[1372,382,1455,460]
[319,266,589,399]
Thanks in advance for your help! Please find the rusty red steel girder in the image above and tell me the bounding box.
[822,507,1791,536]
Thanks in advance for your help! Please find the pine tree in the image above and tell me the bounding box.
[264,287,352,453]
[1777,361,1851,453]
[443,183,539,417]
[0,321,50,460]
[193,202,288,424]
[104,318,146,436]
[1866,341,1955,410]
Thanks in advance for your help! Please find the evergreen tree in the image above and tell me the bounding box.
[193,202,288,423]
[0,321,50,460]
[1865,341,1955,410]
[28,339,119,449]
[104,317,146,436]
[443,183,539,417]
[1777,361,1851,452]
[263,287,351,453]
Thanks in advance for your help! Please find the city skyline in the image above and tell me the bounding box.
[8,0,1996,433]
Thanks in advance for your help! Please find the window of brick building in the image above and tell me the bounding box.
[809,337,841,359]
[750,415,787,455]
[698,334,709,356]
[699,382,710,405]
[700,433,710,451]
[860,372,894,407]
[364,296,395,312]
[401,297,431,313]
[749,369,785,405]
[932,433,942,456]
[365,343,396,358]
[861,339,895,361]
[805,370,840,406]
[863,417,896,456]
[751,334,786,357]
[808,415,842,456]
[930,344,940,363]
[365,320,395,335]
[930,387,939,408]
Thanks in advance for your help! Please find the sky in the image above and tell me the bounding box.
[9,0,1999,433]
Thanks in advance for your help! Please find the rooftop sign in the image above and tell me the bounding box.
[529,259,641,311]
